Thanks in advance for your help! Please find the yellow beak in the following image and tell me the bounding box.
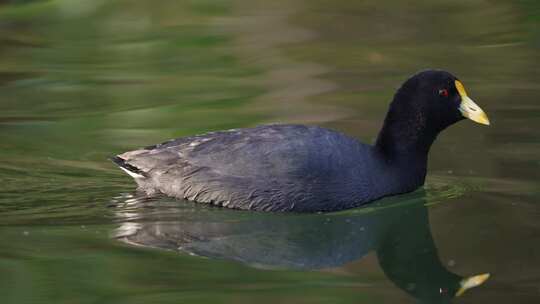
[455,80,490,125]
[455,273,490,297]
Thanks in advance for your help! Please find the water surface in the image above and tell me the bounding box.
[1,1,540,303]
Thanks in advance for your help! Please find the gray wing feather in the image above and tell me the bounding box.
[114,125,374,211]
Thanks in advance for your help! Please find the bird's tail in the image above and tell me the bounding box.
[110,156,147,179]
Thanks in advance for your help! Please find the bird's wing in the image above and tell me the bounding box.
[114,125,370,211]
[118,125,362,177]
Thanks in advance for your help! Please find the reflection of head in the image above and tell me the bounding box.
[377,203,459,302]
[115,193,488,302]
[375,202,489,302]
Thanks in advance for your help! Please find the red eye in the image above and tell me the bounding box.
[438,89,449,97]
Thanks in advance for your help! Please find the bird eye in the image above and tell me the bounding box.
[438,89,449,97]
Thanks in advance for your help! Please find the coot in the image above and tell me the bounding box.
[112,70,490,212]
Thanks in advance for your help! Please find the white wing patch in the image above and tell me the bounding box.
[119,167,145,179]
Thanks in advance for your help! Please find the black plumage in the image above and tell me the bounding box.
[112,70,489,212]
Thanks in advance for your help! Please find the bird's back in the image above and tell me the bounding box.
[114,124,385,212]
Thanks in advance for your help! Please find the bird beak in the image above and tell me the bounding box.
[455,80,490,125]
[455,273,490,297]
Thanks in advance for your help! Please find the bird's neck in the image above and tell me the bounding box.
[374,98,439,163]
[375,120,438,161]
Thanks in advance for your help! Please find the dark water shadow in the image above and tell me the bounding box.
[112,192,488,303]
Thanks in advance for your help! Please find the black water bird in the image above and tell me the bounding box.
[112,70,490,212]
[114,193,490,301]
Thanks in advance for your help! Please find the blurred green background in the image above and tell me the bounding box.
[0,0,539,303]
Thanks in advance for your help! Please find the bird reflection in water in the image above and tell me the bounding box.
[113,192,489,303]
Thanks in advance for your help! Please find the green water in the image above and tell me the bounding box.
[1,0,539,303]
